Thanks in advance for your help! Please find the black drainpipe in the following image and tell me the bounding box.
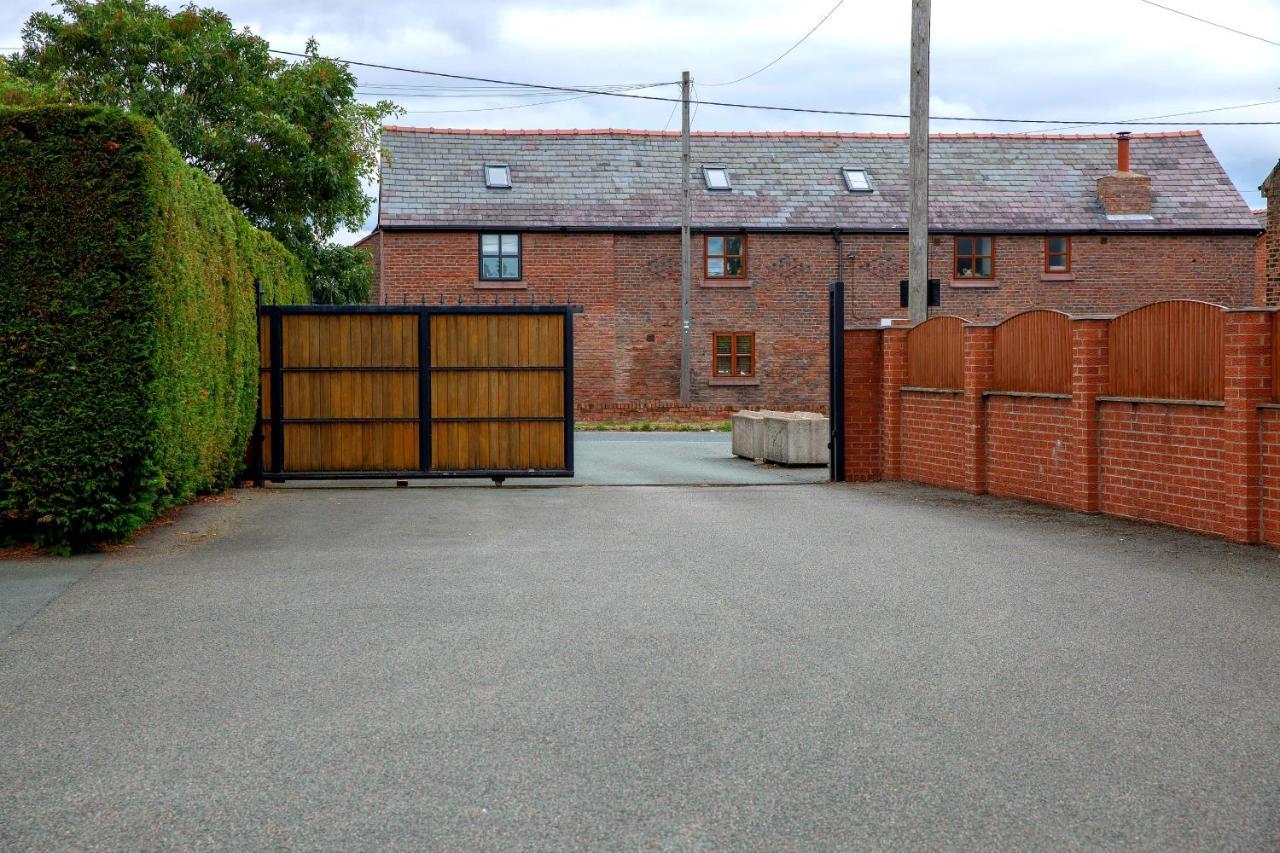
[832,228,845,284]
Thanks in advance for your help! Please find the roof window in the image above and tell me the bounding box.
[484,164,511,189]
[702,166,731,191]
[843,168,873,192]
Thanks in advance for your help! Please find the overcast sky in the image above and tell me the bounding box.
[5,0,1279,243]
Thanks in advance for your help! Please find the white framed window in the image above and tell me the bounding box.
[842,168,873,192]
[702,166,731,191]
[484,164,511,189]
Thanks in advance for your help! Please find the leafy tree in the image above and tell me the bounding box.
[10,0,398,302]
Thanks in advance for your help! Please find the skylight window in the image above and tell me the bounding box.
[484,164,511,189]
[703,166,731,191]
[843,168,873,192]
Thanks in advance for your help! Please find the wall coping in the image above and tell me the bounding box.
[983,390,1071,400]
[1223,306,1280,314]
[901,386,964,394]
[1097,395,1225,408]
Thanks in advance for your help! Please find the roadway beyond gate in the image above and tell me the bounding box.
[257,304,575,484]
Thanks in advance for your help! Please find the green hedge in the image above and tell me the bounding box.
[0,105,306,549]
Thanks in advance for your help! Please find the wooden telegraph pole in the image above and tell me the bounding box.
[679,70,692,402]
[907,0,930,322]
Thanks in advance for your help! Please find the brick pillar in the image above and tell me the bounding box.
[962,323,995,494]
[881,327,909,481]
[1069,317,1110,513]
[1261,162,1280,306]
[843,329,884,482]
[1220,309,1273,543]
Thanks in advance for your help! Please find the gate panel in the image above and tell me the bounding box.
[257,305,573,480]
[429,313,567,472]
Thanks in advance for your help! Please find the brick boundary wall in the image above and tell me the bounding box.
[841,303,1280,546]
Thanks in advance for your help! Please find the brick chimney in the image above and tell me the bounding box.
[1262,160,1280,305]
[1097,132,1152,216]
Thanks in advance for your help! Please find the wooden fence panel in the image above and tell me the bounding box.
[430,313,566,472]
[1108,300,1224,401]
[992,310,1071,394]
[906,316,966,389]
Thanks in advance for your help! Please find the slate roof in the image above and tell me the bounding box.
[378,128,1259,233]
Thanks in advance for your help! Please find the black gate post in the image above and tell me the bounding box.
[252,279,265,488]
[268,308,284,480]
[828,280,846,482]
[562,307,575,473]
[418,309,432,474]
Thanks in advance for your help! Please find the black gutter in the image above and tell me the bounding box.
[379,223,1262,237]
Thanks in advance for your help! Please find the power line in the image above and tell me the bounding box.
[390,82,672,115]
[703,0,846,87]
[271,47,1280,125]
[1137,0,1280,48]
[1015,97,1280,134]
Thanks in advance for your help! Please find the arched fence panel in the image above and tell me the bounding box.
[906,316,966,390]
[1108,300,1224,401]
[992,310,1072,394]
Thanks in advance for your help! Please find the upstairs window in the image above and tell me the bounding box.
[480,233,520,280]
[713,333,755,378]
[702,166,731,190]
[1045,236,1071,273]
[484,164,511,189]
[705,234,746,279]
[842,168,874,192]
[954,236,994,279]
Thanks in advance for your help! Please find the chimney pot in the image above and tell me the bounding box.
[1116,131,1131,173]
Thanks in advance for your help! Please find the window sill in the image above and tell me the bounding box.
[1040,272,1076,282]
[949,279,998,289]
[474,280,527,290]
[709,377,761,386]
[700,279,752,289]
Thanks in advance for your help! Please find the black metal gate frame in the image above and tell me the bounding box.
[828,280,846,483]
[254,303,575,482]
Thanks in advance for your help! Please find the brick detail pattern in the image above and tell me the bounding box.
[985,396,1076,508]
[1097,402,1227,537]
[843,330,882,482]
[1263,163,1280,306]
[1097,172,1153,216]
[838,303,1280,546]
[363,230,1257,416]
[900,391,967,490]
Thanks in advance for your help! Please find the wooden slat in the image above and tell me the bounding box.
[992,310,1072,394]
[1108,300,1224,401]
[906,316,966,390]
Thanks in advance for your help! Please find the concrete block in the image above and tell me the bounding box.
[762,412,830,465]
[731,410,787,460]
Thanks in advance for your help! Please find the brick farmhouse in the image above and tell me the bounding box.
[359,128,1261,418]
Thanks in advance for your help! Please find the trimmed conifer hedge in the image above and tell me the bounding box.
[0,105,307,549]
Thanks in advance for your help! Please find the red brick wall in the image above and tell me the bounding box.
[1260,409,1280,545]
[842,305,1280,548]
[843,329,882,481]
[370,229,1256,417]
[900,391,967,490]
[845,233,1257,323]
[1097,401,1228,537]
[984,395,1076,508]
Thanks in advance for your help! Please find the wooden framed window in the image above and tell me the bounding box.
[1044,236,1071,273]
[705,234,746,279]
[479,233,521,280]
[713,332,755,378]
[954,236,994,279]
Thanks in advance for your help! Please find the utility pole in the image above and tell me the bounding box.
[679,70,692,402]
[907,0,930,322]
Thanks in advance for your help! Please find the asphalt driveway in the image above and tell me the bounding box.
[2,483,1279,849]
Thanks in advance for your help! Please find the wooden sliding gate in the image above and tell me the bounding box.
[256,305,574,482]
